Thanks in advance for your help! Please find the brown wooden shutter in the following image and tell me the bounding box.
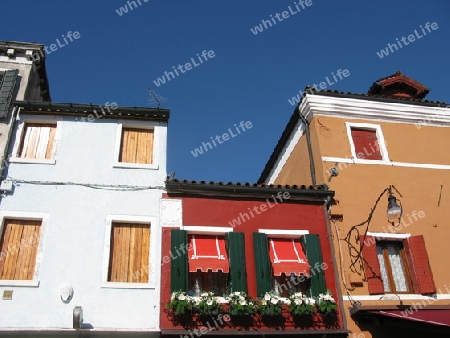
[108,222,150,283]
[351,128,382,160]
[0,219,41,280]
[404,235,436,294]
[119,128,154,164]
[19,124,56,160]
[360,235,384,294]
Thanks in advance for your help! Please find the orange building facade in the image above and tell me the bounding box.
[259,72,450,337]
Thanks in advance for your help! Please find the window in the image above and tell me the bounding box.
[119,127,154,164]
[18,123,56,160]
[187,234,229,295]
[253,233,327,298]
[376,241,411,293]
[0,219,41,280]
[350,127,382,160]
[108,222,150,283]
[361,235,436,295]
[269,238,309,297]
[170,230,247,295]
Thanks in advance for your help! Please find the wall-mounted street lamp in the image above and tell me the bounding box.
[387,185,402,224]
[345,184,404,276]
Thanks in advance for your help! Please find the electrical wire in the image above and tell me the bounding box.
[341,187,390,276]
[332,218,356,305]
[7,177,165,192]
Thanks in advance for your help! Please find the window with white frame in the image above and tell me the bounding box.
[118,126,154,164]
[17,123,56,160]
[346,123,388,162]
[0,219,41,280]
[0,213,46,285]
[362,233,436,295]
[376,240,411,293]
[107,221,151,283]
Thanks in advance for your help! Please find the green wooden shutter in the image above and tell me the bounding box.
[225,232,247,293]
[301,234,327,297]
[253,232,272,297]
[170,229,188,293]
[0,69,18,117]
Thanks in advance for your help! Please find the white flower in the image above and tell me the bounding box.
[206,299,213,306]
[201,292,208,297]
[294,292,303,297]
[261,299,267,305]
[178,294,186,301]
[284,299,291,305]
[234,291,241,296]
[264,293,271,301]
[239,299,247,306]
[294,299,302,305]
[270,298,278,305]
[171,292,176,301]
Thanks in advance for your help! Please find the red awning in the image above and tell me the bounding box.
[268,238,310,276]
[188,235,229,273]
[370,310,450,327]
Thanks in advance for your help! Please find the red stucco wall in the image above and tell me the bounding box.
[160,194,343,332]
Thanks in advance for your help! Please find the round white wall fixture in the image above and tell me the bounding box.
[59,284,74,302]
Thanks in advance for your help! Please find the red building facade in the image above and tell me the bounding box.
[159,179,349,337]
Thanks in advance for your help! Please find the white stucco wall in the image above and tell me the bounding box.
[0,113,167,332]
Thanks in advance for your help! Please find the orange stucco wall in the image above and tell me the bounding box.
[316,115,450,164]
[274,113,450,337]
[275,126,313,185]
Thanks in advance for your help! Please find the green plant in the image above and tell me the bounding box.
[195,291,221,315]
[226,291,256,315]
[316,290,337,315]
[288,292,316,316]
[168,291,195,315]
[257,292,288,316]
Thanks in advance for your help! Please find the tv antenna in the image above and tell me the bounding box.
[147,87,168,108]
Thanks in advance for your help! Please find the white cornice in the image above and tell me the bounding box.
[266,119,305,184]
[301,94,450,127]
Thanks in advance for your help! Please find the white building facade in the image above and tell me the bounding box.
[0,101,169,337]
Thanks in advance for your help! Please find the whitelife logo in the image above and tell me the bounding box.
[228,191,290,228]
[190,121,253,158]
[153,50,216,87]
[376,22,439,59]
[287,69,350,106]
[32,31,81,61]
[115,0,149,16]
[250,0,313,35]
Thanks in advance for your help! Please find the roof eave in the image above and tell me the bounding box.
[165,180,334,203]
[15,101,170,122]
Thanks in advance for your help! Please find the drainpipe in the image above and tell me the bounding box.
[323,202,349,332]
[298,108,317,186]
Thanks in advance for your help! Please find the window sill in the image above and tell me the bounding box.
[113,162,159,170]
[352,158,390,165]
[101,282,155,289]
[0,280,40,287]
[9,157,56,165]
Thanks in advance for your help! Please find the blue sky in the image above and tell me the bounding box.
[2,0,449,183]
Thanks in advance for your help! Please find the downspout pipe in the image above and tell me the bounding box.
[298,106,317,186]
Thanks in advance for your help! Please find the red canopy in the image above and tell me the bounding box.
[268,238,310,276]
[370,310,450,327]
[188,235,229,273]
